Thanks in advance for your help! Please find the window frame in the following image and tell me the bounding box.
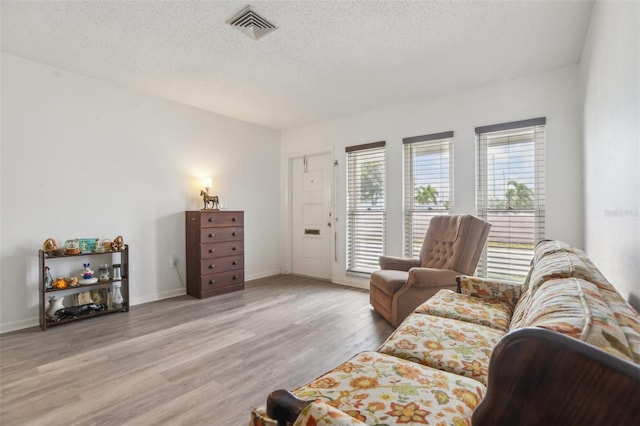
[345,141,386,274]
[403,131,454,258]
[476,117,546,282]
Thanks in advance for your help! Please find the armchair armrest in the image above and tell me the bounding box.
[379,256,420,272]
[457,275,524,307]
[407,267,459,288]
[391,268,460,326]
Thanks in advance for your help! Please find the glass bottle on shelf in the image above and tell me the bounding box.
[112,264,122,280]
[99,264,110,282]
[112,282,123,309]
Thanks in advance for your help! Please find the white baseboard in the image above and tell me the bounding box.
[130,287,186,305]
[331,276,370,290]
[0,317,39,334]
[246,269,281,281]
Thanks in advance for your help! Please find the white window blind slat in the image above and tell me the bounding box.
[476,119,545,282]
[346,143,386,274]
[403,133,454,258]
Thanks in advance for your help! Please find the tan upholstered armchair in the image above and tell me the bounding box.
[370,214,490,326]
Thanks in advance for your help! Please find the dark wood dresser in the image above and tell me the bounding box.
[185,210,244,298]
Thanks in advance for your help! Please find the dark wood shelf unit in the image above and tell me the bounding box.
[39,246,130,330]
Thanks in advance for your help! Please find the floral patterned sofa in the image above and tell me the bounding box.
[251,240,640,425]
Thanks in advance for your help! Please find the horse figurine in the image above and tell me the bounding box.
[200,190,219,210]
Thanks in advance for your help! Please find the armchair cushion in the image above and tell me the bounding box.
[420,215,491,274]
[415,289,513,332]
[369,270,409,297]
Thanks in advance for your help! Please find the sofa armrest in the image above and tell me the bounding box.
[379,256,420,271]
[473,327,640,426]
[293,401,367,426]
[267,390,313,426]
[457,275,523,307]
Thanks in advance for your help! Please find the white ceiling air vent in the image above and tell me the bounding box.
[226,6,277,41]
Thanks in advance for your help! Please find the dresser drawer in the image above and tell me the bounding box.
[200,270,244,291]
[200,212,244,228]
[199,226,243,243]
[201,241,244,259]
[200,255,244,275]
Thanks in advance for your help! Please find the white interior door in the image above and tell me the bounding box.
[291,152,333,279]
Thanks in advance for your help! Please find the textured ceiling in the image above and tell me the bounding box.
[1,0,594,130]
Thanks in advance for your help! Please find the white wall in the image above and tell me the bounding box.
[0,53,282,332]
[281,65,583,288]
[581,0,640,309]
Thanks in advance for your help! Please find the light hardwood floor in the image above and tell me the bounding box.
[0,275,395,425]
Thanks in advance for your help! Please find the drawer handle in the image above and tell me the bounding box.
[208,264,215,269]
[232,261,238,265]
[209,233,215,238]
[209,280,215,285]
[209,249,215,253]
[232,217,237,222]
[233,275,238,280]
[208,218,215,222]
[232,247,237,251]
[232,232,238,236]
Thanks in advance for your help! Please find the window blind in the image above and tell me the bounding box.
[476,118,546,282]
[346,141,386,273]
[403,131,454,258]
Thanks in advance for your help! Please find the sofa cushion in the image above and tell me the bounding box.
[509,289,531,330]
[458,275,522,307]
[414,289,513,332]
[250,351,487,426]
[528,250,607,295]
[532,239,581,265]
[516,278,634,361]
[377,313,504,385]
[292,401,367,425]
[599,291,640,364]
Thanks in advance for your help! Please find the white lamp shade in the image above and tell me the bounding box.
[201,177,212,189]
